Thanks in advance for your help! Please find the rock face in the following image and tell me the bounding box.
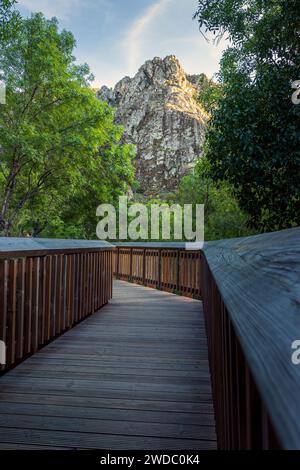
[98,55,207,194]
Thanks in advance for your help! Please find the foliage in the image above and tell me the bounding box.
[0,13,135,237]
[128,157,251,242]
[0,0,20,41]
[177,157,252,240]
[194,0,300,231]
[197,74,223,114]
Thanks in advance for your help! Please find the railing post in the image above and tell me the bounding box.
[0,260,8,369]
[199,251,202,298]
[176,250,180,293]
[158,250,162,289]
[142,249,146,285]
[116,247,120,278]
[130,248,133,279]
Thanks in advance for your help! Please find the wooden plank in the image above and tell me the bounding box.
[16,258,25,359]
[74,254,79,324]
[61,255,67,331]
[50,255,57,339]
[31,257,40,353]
[8,362,211,378]
[0,280,216,449]
[55,255,62,335]
[26,355,210,372]
[44,256,52,342]
[2,370,212,391]
[0,413,216,440]
[0,402,215,426]
[0,380,213,403]
[0,391,215,414]
[7,259,17,365]
[77,253,82,322]
[0,427,216,450]
[38,256,46,346]
[0,260,8,346]
[24,258,33,354]
[66,255,73,328]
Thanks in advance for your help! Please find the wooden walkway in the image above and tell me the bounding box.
[0,281,216,450]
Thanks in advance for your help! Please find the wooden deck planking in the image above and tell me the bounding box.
[0,280,216,450]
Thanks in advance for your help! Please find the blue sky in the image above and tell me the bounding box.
[17,0,227,88]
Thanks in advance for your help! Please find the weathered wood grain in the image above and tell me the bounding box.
[202,227,300,449]
[0,237,113,258]
[0,280,216,450]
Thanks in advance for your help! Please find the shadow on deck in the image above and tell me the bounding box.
[0,280,216,450]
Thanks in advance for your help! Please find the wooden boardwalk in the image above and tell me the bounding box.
[0,280,216,450]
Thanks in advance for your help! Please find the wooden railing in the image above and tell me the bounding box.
[201,228,300,450]
[1,231,299,449]
[113,243,201,298]
[0,238,113,370]
[113,230,300,450]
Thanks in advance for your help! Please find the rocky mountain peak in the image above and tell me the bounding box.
[98,55,207,194]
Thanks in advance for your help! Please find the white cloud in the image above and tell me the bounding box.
[122,0,228,82]
[18,0,83,21]
[17,0,228,88]
[126,0,172,75]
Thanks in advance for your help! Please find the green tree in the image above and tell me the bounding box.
[177,157,251,240]
[0,0,19,41]
[194,0,300,231]
[197,74,223,114]
[0,13,135,236]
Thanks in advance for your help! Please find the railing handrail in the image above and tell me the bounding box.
[113,242,204,250]
[202,226,300,449]
[0,237,114,258]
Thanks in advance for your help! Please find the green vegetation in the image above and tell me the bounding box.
[197,74,223,115]
[177,157,252,241]
[194,0,300,231]
[0,8,135,237]
[1,1,297,241]
[0,0,19,41]
[129,157,251,242]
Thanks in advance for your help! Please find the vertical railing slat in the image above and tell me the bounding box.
[0,259,8,359]
[16,258,25,359]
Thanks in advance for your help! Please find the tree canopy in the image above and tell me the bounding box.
[194,0,300,231]
[0,0,20,41]
[0,12,135,237]
[177,157,251,240]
